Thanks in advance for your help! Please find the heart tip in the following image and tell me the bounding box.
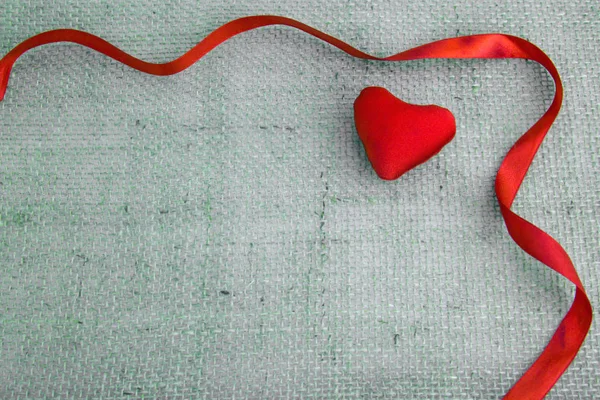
[379,176,402,181]
[374,169,404,181]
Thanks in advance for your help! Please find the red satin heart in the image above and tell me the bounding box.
[354,86,456,180]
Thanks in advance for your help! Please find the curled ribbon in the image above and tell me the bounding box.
[0,15,592,399]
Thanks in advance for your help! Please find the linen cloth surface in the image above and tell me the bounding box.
[0,1,598,398]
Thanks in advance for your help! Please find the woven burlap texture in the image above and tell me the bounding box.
[1,1,598,398]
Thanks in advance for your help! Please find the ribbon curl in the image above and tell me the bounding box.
[0,15,591,399]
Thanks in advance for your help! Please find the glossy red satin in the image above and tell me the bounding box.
[354,86,456,180]
[0,15,591,399]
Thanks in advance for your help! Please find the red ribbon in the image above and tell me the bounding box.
[0,15,591,399]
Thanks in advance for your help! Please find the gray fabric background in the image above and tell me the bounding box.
[0,1,598,398]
